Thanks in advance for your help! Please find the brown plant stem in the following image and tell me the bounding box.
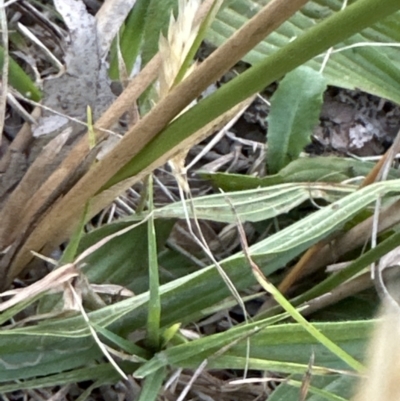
[4,0,308,283]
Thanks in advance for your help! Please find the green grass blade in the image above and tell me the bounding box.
[204,356,338,376]
[92,323,150,361]
[253,272,364,372]
[146,175,161,350]
[201,156,400,191]
[268,375,354,401]
[135,318,372,378]
[0,364,118,392]
[287,379,349,401]
[137,367,166,401]
[60,202,89,265]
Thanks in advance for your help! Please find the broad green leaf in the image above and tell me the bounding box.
[141,0,177,65]
[77,180,400,338]
[208,1,400,103]
[0,290,155,382]
[0,334,99,382]
[79,183,355,302]
[106,179,400,334]
[0,364,119,393]
[78,219,174,293]
[149,182,355,223]
[137,368,166,401]
[201,157,400,191]
[24,179,393,332]
[267,66,327,173]
[135,319,371,378]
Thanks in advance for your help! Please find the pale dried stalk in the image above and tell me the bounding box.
[3,0,308,284]
[158,0,202,99]
[352,298,400,401]
[157,0,209,192]
[0,263,78,312]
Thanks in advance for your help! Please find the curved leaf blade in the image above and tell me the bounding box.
[267,66,327,173]
[208,1,400,103]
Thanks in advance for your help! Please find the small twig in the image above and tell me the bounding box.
[299,352,314,401]
[176,360,208,401]
[186,101,252,170]
[4,0,19,6]
[18,23,64,73]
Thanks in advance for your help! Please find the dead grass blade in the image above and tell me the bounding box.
[0,55,161,285]
[158,0,212,193]
[0,106,40,211]
[67,281,128,380]
[0,49,160,248]
[299,353,314,401]
[0,262,78,312]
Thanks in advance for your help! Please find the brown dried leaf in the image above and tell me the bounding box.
[0,263,78,312]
